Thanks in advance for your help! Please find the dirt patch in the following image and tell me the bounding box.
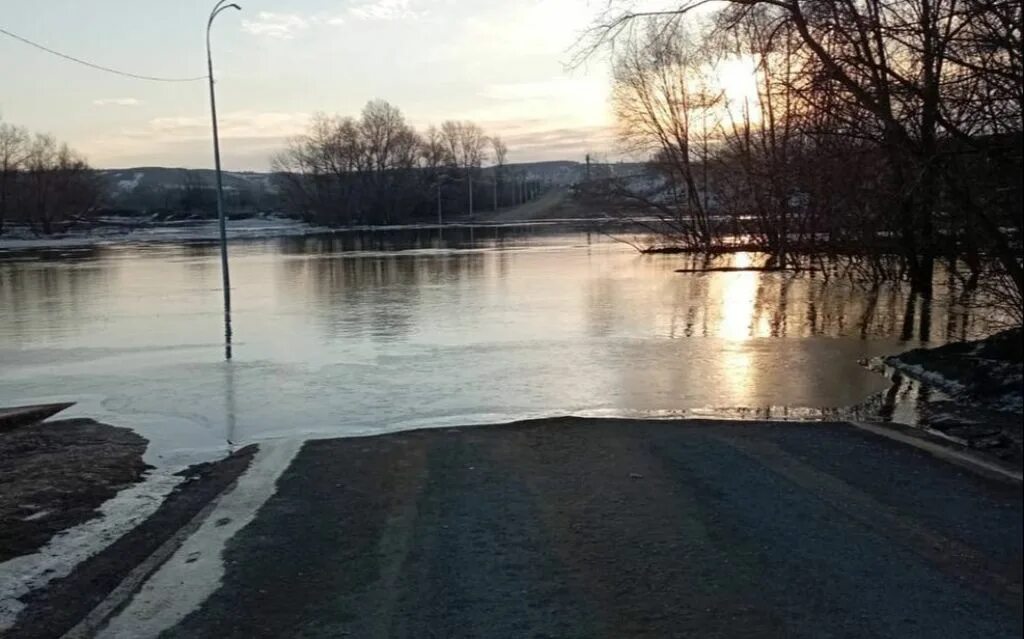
[0,419,149,562]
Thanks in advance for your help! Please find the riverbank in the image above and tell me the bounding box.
[0,215,328,251]
[880,328,1023,466]
[886,328,1022,410]
[0,189,595,253]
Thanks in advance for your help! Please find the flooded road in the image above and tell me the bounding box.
[0,225,994,463]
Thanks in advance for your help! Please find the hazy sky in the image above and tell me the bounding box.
[0,0,621,170]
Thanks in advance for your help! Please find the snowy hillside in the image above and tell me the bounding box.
[99,167,280,197]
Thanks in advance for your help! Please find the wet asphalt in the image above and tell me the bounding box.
[161,418,1021,639]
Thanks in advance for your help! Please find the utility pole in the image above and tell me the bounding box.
[437,181,443,225]
[492,177,498,212]
[467,170,474,216]
[585,153,591,182]
[207,0,241,361]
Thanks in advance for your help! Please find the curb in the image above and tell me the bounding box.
[0,403,75,433]
[847,420,1023,484]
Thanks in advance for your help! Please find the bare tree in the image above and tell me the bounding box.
[491,136,508,168]
[578,0,1022,300]
[0,120,29,235]
[490,136,508,209]
[421,126,451,169]
[273,103,501,225]
[607,20,723,248]
[18,134,99,234]
[439,120,488,214]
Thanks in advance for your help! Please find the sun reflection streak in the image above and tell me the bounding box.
[719,253,758,342]
[717,253,760,402]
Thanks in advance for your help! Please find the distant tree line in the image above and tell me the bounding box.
[579,0,1022,311]
[0,120,100,235]
[271,100,531,226]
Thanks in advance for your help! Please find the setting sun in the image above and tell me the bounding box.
[715,55,762,120]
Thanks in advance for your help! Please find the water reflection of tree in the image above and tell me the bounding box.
[586,253,994,342]
[0,255,112,340]
[276,249,486,342]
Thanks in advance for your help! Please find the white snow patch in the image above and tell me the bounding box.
[97,439,303,639]
[887,357,1023,413]
[116,173,145,194]
[0,216,326,251]
[887,361,967,396]
[0,470,184,633]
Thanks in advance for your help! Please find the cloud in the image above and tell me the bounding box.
[481,77,606,102]
[135,111,311,142]
[349,0,421,21]
[438,1,592,62]
[87,113,617,169]
[502,125,616,154]
[241,12,310,39]
[86,111,314,170]
[93,98,142,107]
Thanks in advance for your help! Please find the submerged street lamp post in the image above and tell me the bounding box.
[437,181,443,225]
[207,0,241,360]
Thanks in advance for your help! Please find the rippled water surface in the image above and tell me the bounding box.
[0,226,992,462]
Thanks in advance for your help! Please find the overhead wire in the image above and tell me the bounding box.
[0,25,208,82]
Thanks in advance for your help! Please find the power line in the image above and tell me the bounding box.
[0,25,208,82]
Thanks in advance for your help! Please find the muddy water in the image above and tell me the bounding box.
[0,225,994,463]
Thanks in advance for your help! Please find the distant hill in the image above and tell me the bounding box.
[97,168,281,214]
[96,161,650,214]
[489,161,648,185]
[100,167,277,197]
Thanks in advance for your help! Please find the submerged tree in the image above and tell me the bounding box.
[578,0,1022,305]
[609,21,723,248]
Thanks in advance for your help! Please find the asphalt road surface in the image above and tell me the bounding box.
[101,419,1022,638]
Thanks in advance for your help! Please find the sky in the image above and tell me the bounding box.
[0,0,625,171]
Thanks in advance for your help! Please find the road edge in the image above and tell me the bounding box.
[847,420,1023,484]
[6,445,258,639]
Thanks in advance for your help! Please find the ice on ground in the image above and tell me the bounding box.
[885,361,967,396]
[0,216,330,251]
[0,470,184,632]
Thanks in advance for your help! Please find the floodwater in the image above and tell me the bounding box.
[0,225,995,464]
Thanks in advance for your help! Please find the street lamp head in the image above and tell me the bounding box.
[212,0,242,12]
[209,1,242,28]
